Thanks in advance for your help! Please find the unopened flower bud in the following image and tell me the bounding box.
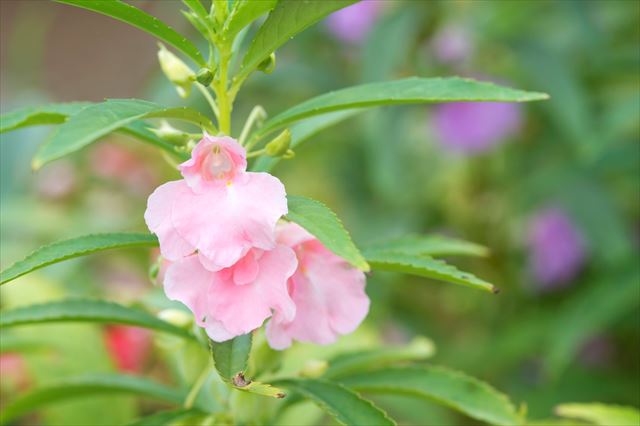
[196,68,214,87]
[300,359,328,378]
[257,52,276,74]
[150,120,196,145]
[158,43,195,98]
[265,129,291,157]
[158,309,193,329]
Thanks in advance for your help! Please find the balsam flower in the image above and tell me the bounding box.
[163,246,297,341]
[325,0,382,44]
[266,223,370,349]
[145,135,287,271]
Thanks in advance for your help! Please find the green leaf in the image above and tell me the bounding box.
[182,0,208,20]
[240,381,286,399]
[239,0,357,78]
[339,366,522,426]
[287,195,369,271]
[0,374,187,425]
[32,99,214,168]
[0,102,90,133]
[365,251,497,293]
[119,121,190,161]
[324,337,436,379]
[0,299,194,340]
[275,379,396,426]
[251,109,360,172]
[364,235,489,258]
[128,408,204,426]
[225,0,277,38]
[210,334,252,382]
[55,0,205,65]
[259,77,549,135]
[555,403,640,426]
[0,233,157,285]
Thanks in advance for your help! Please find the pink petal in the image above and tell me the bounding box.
[266,224,369,349]
[179,135,247,193]
[163,255,213,325]
[144,180,195,261]
[208,246,297,336]
[171,172,287,270]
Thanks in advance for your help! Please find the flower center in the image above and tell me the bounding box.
[204,145,233,180]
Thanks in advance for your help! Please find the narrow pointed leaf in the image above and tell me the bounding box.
[33,99,214,168]
[275,379,396,426]
[259,77,549,134]
[239,0,357,78]
[55,0,206,65]
[555,403,640,426]
[364,235,489,258]
[225,0,277,38]
[287,195,369,271]
[339,366,522,426]
[0,374,187,425]
[0,233,158,285]
[210,334,252,382]
[0,102,90,133]
[324,337,436,379]
[128,408,205,426]
[252,109,360,172]
[0,299,193,339]
[365,251,497,293]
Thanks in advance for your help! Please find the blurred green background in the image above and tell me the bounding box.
[1,1,639,424]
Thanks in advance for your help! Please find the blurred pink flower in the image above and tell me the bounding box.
[90,143,157,194]
[528,208,586,290]
[266,223,369,349]
[431,101,522,154]
[144,135,287,271]
[35,160,77,200]
[431,25,473,65]
[104,326,152,373]
[325,1,383,44]
[163,246,297,342]
[0,353,30,390]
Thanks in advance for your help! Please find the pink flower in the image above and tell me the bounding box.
[266,223,370,349]
[163,246,297,341]
[104,326,152,373]
[325,1,383,44]
[144,135,287,270]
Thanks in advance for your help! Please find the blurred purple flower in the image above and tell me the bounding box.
[432,25,473,64]
[527,208,586,290]
[325,1,383,44]
[432,101,522,154]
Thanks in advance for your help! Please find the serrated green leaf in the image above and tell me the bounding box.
[210,334,252,382]
[555,403,640,426]
[258,77,549,135]
[287,195,369,271]
[128,408,205,426]
[55,0,205,65]
[32,99,213,168]
[239,0,357,78]
[0,233,158,285]
[0,102,90,133]
[225,0,277,38]
[325,337,436,379]
[251,109,361,172]
[0,299,193,340]
[275,379,396,426]
[0,374,187,425]
[364,235,489,258]
[365,251,497,293]
[339,366,522,426]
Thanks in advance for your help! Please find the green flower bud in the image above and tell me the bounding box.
[300,359,328,378]
[196,68,214,87]
[150,120,197,145]
[158,309,193,329]
[265,129,291,157]
[157,43,195,98]
[257,52,276,74]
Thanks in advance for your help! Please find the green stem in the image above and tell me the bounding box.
[246,148,266,158]
[215,44,232,135]
[184,366,211,409]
